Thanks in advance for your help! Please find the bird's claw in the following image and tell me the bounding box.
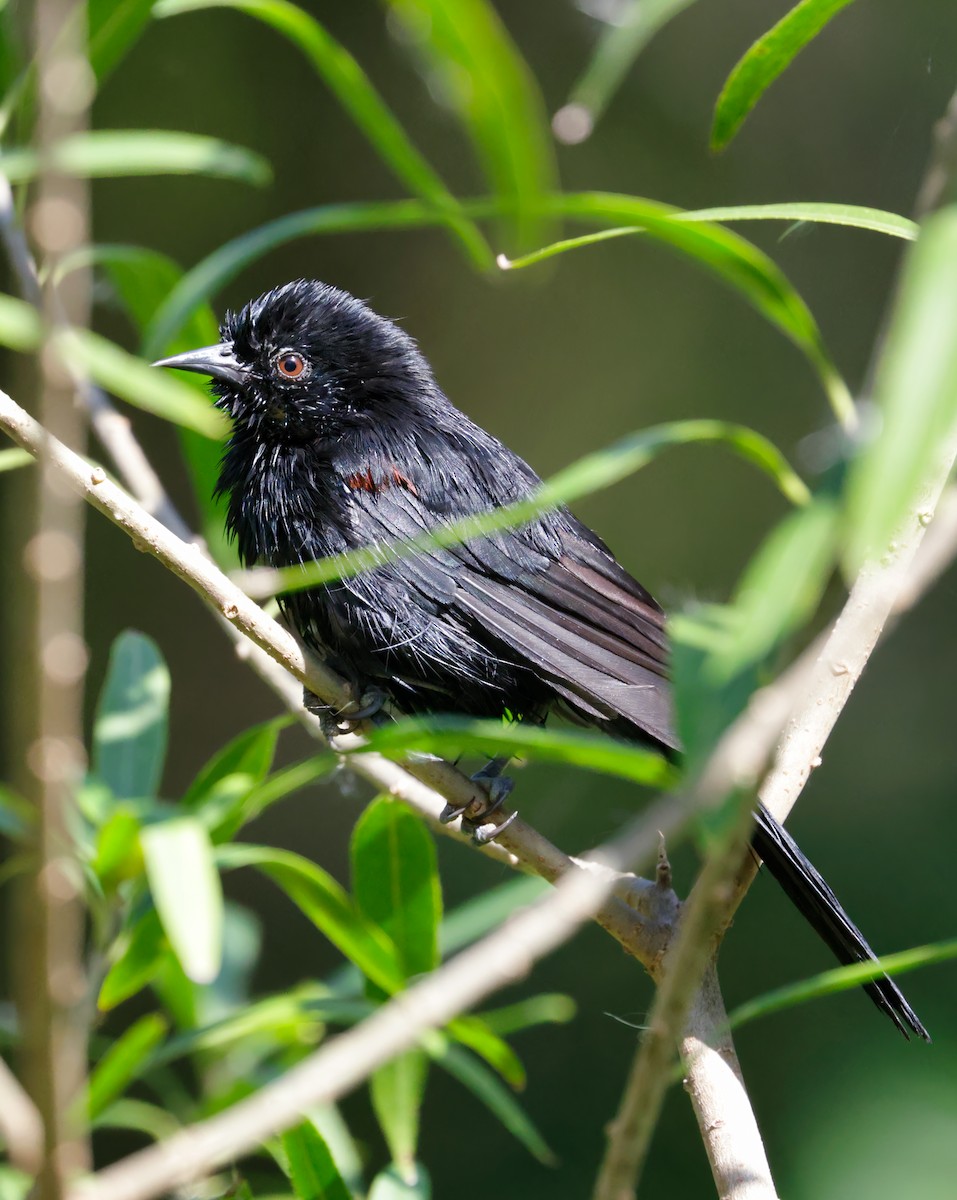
[439,758,517,844]
[304,685,387,737]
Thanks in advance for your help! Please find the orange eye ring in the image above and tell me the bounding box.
[275,351,307,379]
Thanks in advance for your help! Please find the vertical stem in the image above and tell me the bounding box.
[15,1,92,1194]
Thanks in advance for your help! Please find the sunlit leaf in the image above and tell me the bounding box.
[88,1013,168,1118]
[155,0,489,268]
[141,818,224,984]
[0,448,31,472]
[387,0,555,251]
[238,418,809,598]
[558,0,702,141]
[281,1122,352,1200]
[476,994,576,1036]
[672,202,917,241]
[91,1098,180,1140]
[370,1055,428,1181]
[99,908,166,1010]
[846,209,957,571]
[91,808,143,891]
[368,1165,430,1200]
[0,130,271,184]
[728,938,957,1031]
[712,0,858,151]
[89,0,157,81]
[362,717,675,788]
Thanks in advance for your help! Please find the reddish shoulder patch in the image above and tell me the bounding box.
[346,466,419,497]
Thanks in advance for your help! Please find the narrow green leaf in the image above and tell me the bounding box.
[560,0,701,139]
[239,418,809,598]
[203,754,336,843]
[88,1013,168,1119]
[370,1054,429,1180]
[672,201,917,241]
[92,631,170,803]
[91,1098,181,1140]
[98,908,166,1011]
[368,1165,430,1200]
[728,939,957,1031]
[712,0,858,151]
[439,875,548,957]
[89,0,157,81]
[155,0,489,269]
[0,130,271,185]
[183,718,285,809]
[281,1122,352,1200]
[446,1015,525,1089]
[141,818,224,984]
[362,717,675,788]
[523,192,857,428]
[0,290,42,350]
[434,1041,554,1164]
[352,796,441,978]
[386,0,556,251]
[477,994,576,1036]
[846,209,957,571]
[0,448,31,472]
[216,843,403,993]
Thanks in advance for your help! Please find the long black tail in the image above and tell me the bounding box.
[751,803,930,1041]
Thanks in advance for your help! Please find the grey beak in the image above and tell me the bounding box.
[152,343,247,385]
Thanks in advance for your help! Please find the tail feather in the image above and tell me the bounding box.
[751,803,930,1042]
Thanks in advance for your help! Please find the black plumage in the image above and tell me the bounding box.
[156,278,928,1041]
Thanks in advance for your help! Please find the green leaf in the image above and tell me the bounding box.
[155,0,489,269]
[141,818,224,984]
[434,1041,554,1164]
[92,631,170,803]
[203,754,336,843]
[88,1013,168,1119]
[386,0,555,252]
[91,808,143,890]
[361,717,675,789]
[672,202,917,242]
[216,843,403,993]
[559,0,702,139]
[183,718,285,809]
[0,294,226,439]
[98,907,166,1011]
[351,796,441,979]
[0,448,32,472]
[520,192,856,428]
[370,1054,428,1181]
[712,0,858,151]
[476,994,576,1036]
[0,785,32,841]
[91,1098,180,1141]
[89,0,157,81]
[368,1165,430,1200]
[846,209,957,571]
[728,938,957,1031]
[281,1122,353,1200]
[241,418,810,598]
[439,875,549,957]
[0,130,271,185]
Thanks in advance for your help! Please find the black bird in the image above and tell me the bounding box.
[156,278,928,1041]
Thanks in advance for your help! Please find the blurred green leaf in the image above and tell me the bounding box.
[712,0,858,151]
[477,994,576,1036]
[522,192,856,428]
[89,0,157,81]
[560,0,701,139]
[305,1107,364,1197]
[217,843,403,992]
[91,1097,181,1140]
[433,1041,554,1164]
[352,796,441,978]
[183,718,285,809]
[368,1165,430,1200]
[88,1013,169,1118]
[155,0,489,269]
[0,447,31,472]
[0,291,42,350]
[370,1054,428,1182]
[281,1122,353,1200]
[91,808,143,891]
[241,418,809,599]
[0,785,32,841]
[444,1014,525,1089]
[386,0,555,252]
[361,717,674,788]
[99,907,166,1011]
[728,938,957,1031]
[0,130,271,184]
[846,209,957,571]
[141,818,224,985]
[92,631,170,803]
[203,754,336,843]
[439,875,549,957]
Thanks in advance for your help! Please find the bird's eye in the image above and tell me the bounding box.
[275,351,307,379]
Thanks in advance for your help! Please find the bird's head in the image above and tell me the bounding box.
[154,279,435,442]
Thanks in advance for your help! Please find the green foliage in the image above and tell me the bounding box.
[712,0,859,151]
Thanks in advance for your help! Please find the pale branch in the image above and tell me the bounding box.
[0,1056,43,1174]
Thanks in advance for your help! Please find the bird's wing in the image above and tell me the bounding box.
[341,456,678,751]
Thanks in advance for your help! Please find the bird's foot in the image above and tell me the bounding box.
[439,757,517,844]
[304,685,388,737]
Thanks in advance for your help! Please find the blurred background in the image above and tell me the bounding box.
[3,0,957,1195]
